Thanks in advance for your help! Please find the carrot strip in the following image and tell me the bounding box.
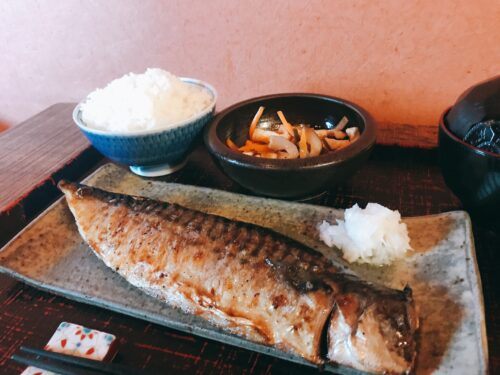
[226,138,239,151]
[249,106,265,139]
[239,140,272,153]
[232,109,347,158]
[314,129,329,139]
[261,152,278,159]
[277,111,295,137]
[299,127,309,158]
[324,138,350,150]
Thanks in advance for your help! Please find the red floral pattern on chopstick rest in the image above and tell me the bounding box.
[21,322,117,375]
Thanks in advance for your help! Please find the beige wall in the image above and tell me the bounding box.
[1,0,499,141]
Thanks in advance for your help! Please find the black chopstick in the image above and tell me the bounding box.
[11,353,93,375]
[11,346,154,375]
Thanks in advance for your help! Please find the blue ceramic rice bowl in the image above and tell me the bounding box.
[73,78,216,176]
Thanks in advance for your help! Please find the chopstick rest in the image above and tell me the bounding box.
[20,322,117,374]
[13,346,148,375]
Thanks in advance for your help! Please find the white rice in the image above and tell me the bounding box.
[80,68,213,133]
[318,203,411,266]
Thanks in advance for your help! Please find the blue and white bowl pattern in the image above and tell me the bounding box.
[75,109,214,166]
[73,78,216,175]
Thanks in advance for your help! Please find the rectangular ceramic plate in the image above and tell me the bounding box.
[0,164,488,374]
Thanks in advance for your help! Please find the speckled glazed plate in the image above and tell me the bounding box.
[0,164,488,375]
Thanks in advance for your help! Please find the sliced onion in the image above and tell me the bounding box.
[251,128,276,143]
[277,124,293,141]
[346,127,360,142]
[268,135,299,159]
[252,127,291,143]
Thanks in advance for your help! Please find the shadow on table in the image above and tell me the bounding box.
[414,284,463,374]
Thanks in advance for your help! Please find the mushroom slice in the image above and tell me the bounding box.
[268,135,299,159]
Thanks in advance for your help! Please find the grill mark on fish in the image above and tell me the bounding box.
[60,181,418,373]
[162,204,182,222]
[199,214,217,238]
[176,208,196,226]
[186,211,206,233]
[235,226,250,253]
[221,221,238,246]
[250,232,270,258]
[208,218,226,241]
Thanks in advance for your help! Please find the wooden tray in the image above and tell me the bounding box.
[0,163,488,374]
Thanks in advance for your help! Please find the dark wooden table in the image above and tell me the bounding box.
[0,104,498,374]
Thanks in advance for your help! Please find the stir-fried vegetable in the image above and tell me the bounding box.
[248,106,265,139]
[226,107,359,159]
[268,135,299,159]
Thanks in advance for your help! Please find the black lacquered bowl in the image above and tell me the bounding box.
[438,108,500,216]
[204,93,376,199]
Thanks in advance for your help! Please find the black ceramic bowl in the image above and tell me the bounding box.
[204,93,376,198]
[438,109,500,216]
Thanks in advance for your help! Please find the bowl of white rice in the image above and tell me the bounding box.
[73,68,217,177]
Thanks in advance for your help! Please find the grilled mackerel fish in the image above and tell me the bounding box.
[59,181,418,374]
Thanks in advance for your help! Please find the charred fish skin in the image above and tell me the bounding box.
[59,181,335,363]
[58,181,418,373]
